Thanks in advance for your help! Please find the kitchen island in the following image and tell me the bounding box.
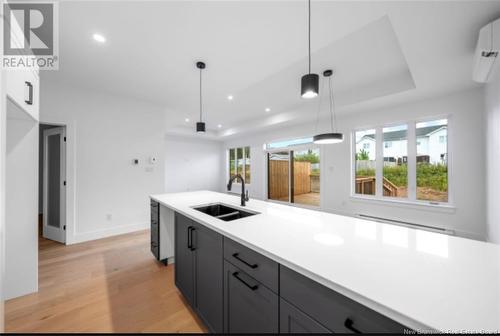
[150,191,500,333]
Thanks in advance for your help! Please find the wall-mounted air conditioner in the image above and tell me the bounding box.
[473,18,500,83]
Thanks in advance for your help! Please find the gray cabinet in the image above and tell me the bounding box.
[174,213,223,333]
[224,237,279,293]
[150,201,161,261]
[193,222,224,333]
[280,265,408,333]
[280,298,331,333]
[223,261,279,333]
[174,212,195,306]
[173,212,409,334]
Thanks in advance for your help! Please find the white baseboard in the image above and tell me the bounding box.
[69,222,149,244]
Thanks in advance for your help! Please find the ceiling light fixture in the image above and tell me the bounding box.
[217,124,222,128]
[313,70,344,144]
[227,95,233,100]
[301,0,318,99]
[185,118,190,122]
[93,33,106,43]
[196,61,206,133]
[265,107,271,112]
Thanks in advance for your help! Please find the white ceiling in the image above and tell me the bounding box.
[42,1,500,138]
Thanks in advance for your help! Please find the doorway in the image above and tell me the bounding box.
[39,124,67,244]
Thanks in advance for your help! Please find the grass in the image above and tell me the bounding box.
[356,163,448,191]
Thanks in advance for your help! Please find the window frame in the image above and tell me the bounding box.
[228,146,251,185]
[351,115,453,208]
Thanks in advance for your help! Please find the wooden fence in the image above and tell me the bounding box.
[268,161,314,199]
[268,160,290,200]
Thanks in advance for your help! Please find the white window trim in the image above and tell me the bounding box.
[351,115,453,208]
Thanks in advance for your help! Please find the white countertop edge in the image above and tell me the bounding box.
[150,195,434,333]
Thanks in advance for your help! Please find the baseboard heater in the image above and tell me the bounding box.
[357,214,455,235]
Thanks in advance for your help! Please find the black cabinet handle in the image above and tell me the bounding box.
[232,272,258,291]
[25,81,33,105]
[232,253,258,269]
[344,318,361,334]
[188,226,196,251]
[187,226,193,249]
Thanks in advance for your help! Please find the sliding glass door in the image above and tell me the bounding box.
[267,151,290,202]
[267,148,320,207]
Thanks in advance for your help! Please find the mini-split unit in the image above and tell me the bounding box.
[473,17,500,83]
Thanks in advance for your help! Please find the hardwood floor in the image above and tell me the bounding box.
[5,230,207,333]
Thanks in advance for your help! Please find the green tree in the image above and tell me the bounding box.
[294,149,319,163]
[356,149,370,160]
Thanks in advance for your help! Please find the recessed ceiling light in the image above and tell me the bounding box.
[227,95,233,101]
[185,118,190,122]
[93,33,106,43]
[217,124,222,128]
[265,107,271,112]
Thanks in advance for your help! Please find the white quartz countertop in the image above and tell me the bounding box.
[150,191,500,333]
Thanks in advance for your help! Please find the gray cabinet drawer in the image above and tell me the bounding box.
[280,265,408,333]
[223,237,279,293]
[224,261,279,333]
[280,298,331,333]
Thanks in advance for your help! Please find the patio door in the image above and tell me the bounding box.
[266,147,320,207]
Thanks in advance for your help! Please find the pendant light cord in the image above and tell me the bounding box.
[199,68,203,122]
[308,0,311,74]
[329,76,337,132]
[314,77,325,133]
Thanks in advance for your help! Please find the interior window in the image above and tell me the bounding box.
[416,119,448,202]
[228,146,251,184]
[352,118,449,204]
[355,129,376,195]
[383,125,408,199]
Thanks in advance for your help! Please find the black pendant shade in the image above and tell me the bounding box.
[313,133,343,144]
[196,122,206,133]
[301,73,319,99]
[300,0,319,99]
[196,61,206,133]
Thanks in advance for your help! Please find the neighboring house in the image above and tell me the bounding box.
[356,125,447,164]
[355,137,376,160]
[425,127,448,164]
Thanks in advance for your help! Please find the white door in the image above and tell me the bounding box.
[43,127,66,243]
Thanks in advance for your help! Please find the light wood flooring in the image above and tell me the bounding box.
[5,230,207,333]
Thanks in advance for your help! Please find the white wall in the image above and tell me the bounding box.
[40,80,166,244]
[0,70,6,332]
[485,65,500,244]
[223,88,487,240]
[164,135,223,193]
[5,99,39,300]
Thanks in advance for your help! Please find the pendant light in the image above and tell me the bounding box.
[301,0,319,99]
[196,61,206,133]
[313,70,344,144]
